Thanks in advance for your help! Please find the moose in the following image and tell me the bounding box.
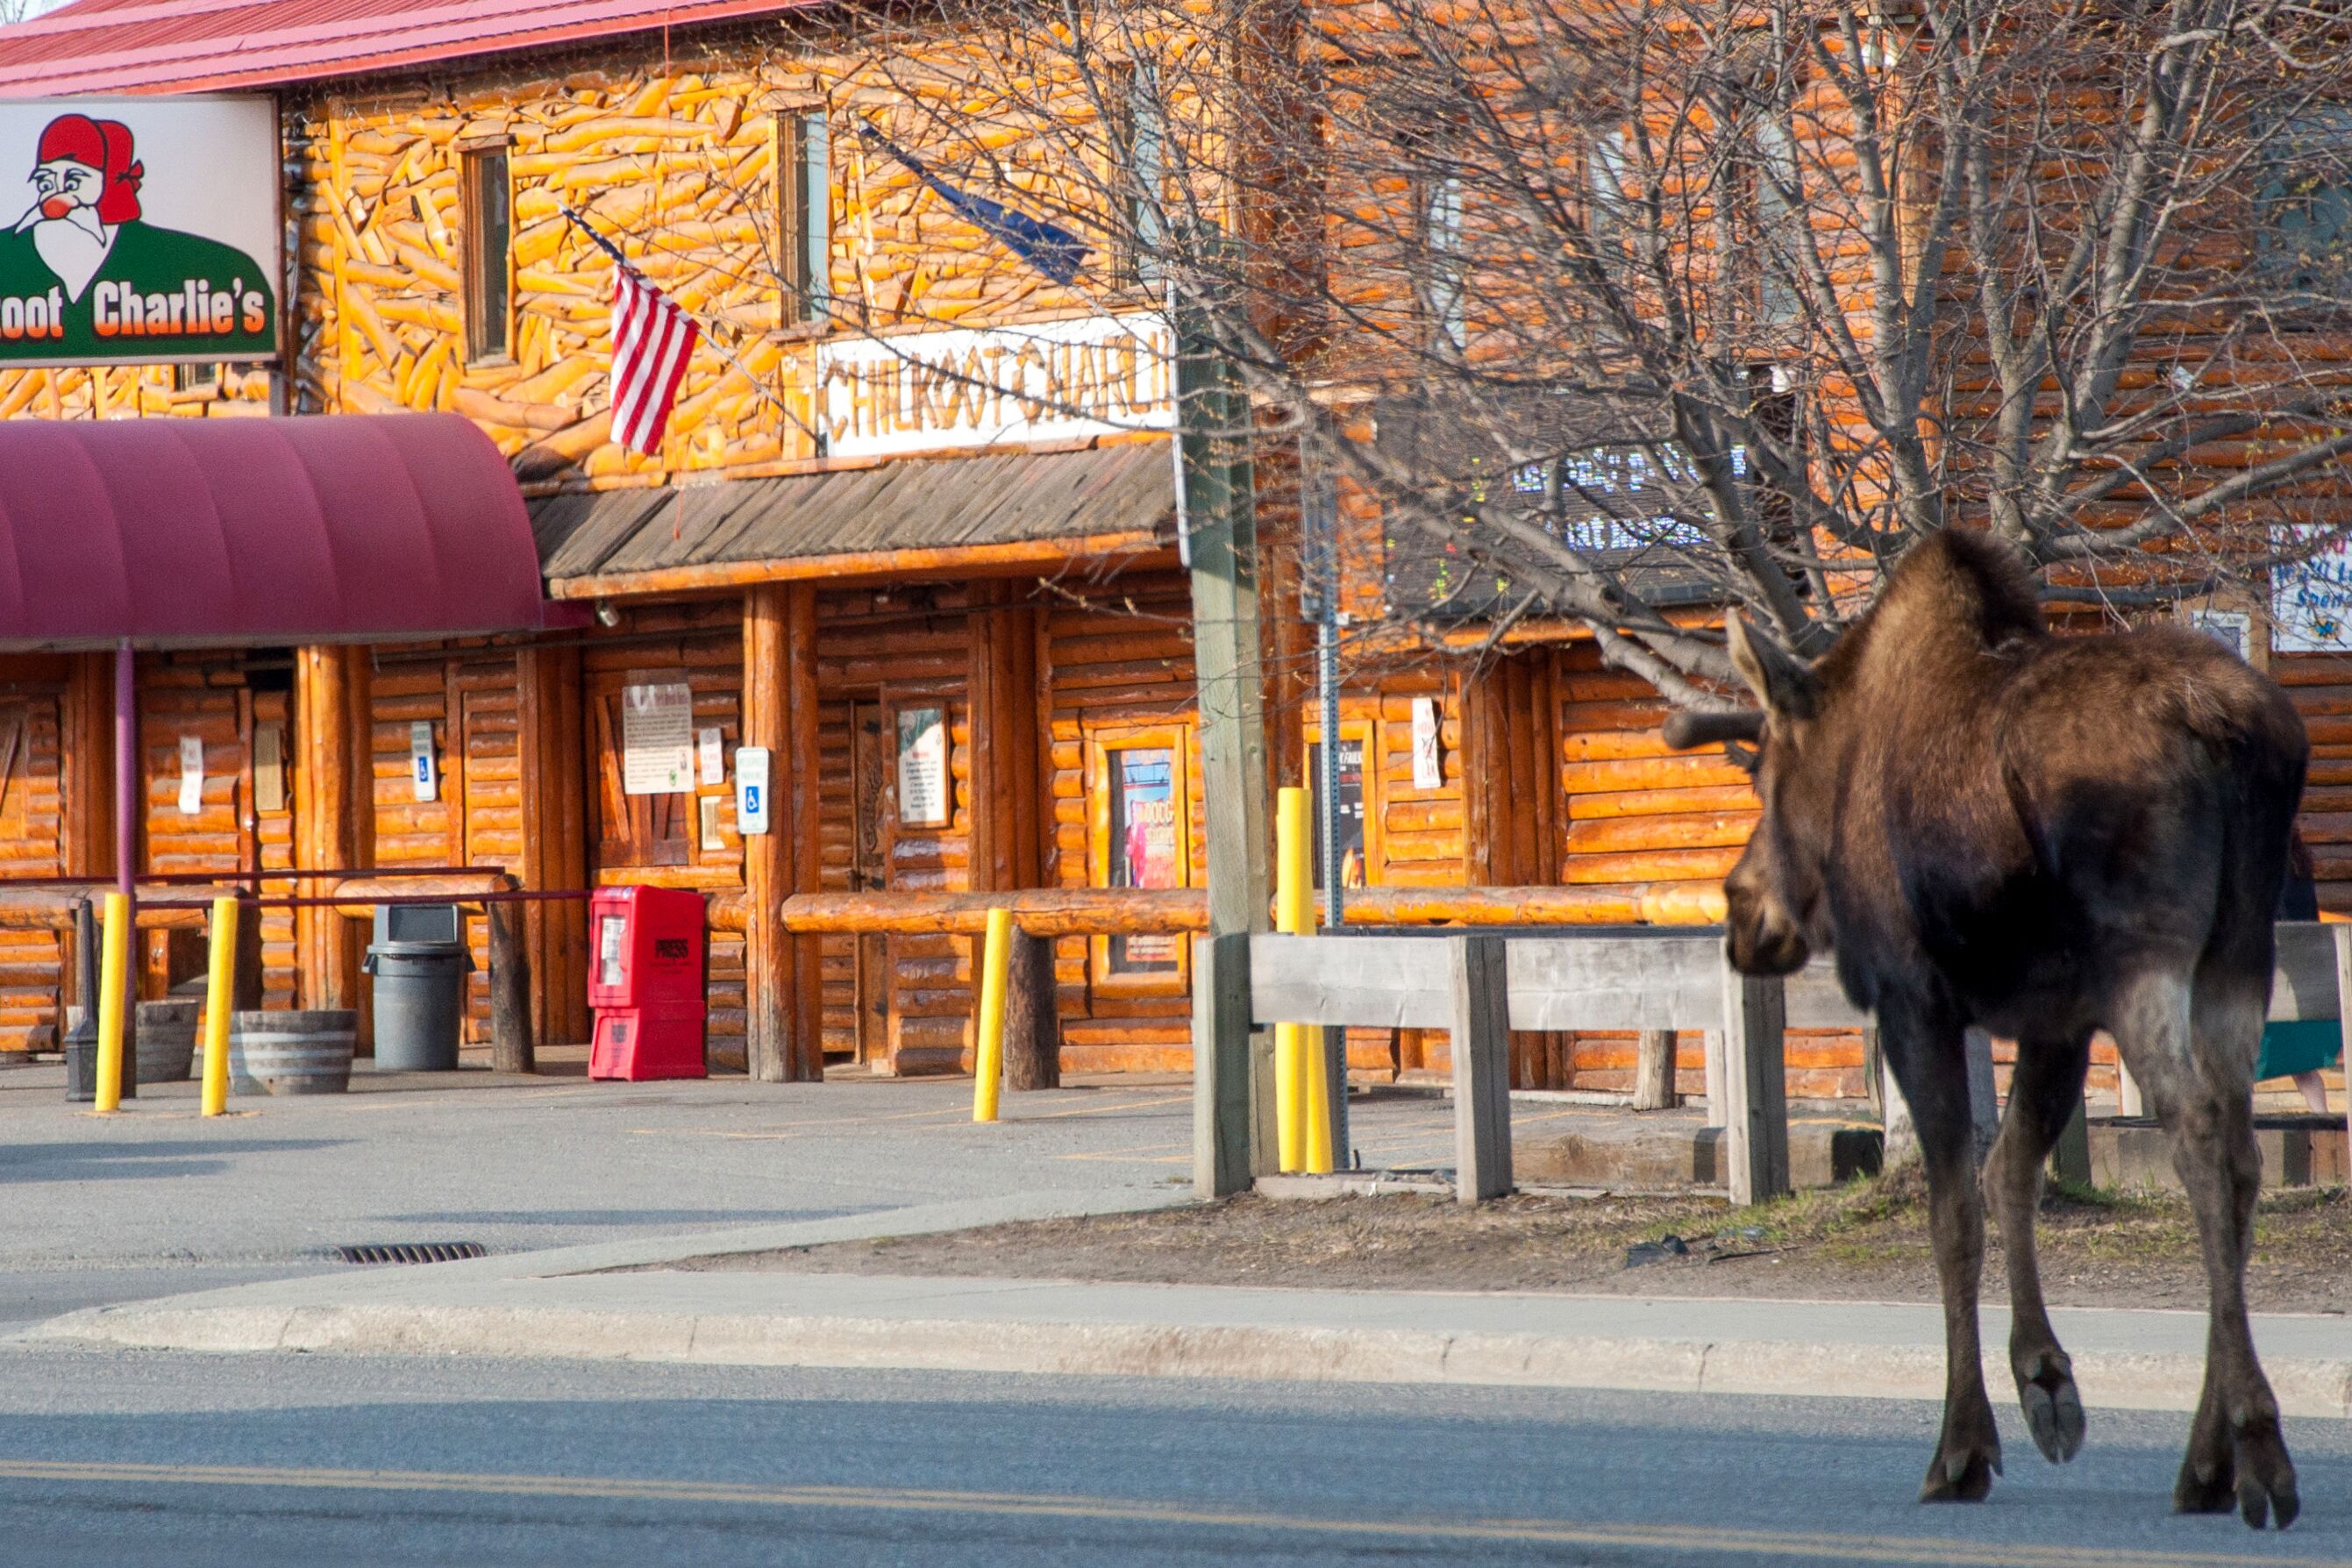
[1665,530,2305,1528]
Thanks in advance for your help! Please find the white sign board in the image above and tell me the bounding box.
[697,726,725,788]
[0,96,280,367]
[176,735,203,816]
[1411,697,1443,791]
[818,315,1174,459]
[409,721,437,803]
[896,705,949,828]
[2274,530,2352,652]
[734,745,771,835]
[2187,608,2253,661]
[622,681,695,795]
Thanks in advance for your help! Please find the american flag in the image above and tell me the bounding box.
[608,264,699,456]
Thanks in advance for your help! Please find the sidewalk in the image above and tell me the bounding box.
[18,1194,2351,1420]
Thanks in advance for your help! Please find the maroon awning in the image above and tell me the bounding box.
[0,412,555,649]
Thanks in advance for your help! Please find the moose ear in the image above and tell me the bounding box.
[1725,615,1819,723]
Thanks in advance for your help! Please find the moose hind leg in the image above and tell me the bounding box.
[1988,1031,2092,1465]
[2113,969,2297,1529]
[1884,1010,2001,1503]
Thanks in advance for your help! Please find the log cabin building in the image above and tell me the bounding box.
[0,0,2336,1109]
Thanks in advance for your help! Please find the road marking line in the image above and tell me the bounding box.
[0,1459,2322,1565]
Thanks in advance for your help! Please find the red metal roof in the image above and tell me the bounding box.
[0,0,809,97]
[0,412,555,648]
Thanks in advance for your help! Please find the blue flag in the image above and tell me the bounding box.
[858,123,1087,285]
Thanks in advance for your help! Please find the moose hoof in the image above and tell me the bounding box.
[2016,1355,2086,1465]
[2234,1422,2299,1531]
[1920,1441,2000,1504]
[2172,1454,2235,1517]
[2177,1413,2299,1529]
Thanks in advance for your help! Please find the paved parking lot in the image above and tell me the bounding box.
[0,1051,1490,1320]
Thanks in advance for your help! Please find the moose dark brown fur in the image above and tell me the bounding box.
[1674,531,2306,1527]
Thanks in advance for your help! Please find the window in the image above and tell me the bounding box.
[2256,105,2352,297]
[779,111,831,326]
[173,361,219,394]
[1419,169,1467,349]
[1305,727,1375,891]
[1112,65,1167,289]
[1750,115,1803,324]
[1586,125,1637,263]
[1087,725,1194,991]
[460,147,511,361]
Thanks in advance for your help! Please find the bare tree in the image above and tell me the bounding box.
[823,0,2352,700]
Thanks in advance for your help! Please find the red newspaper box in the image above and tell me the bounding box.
[587,885,707,1080]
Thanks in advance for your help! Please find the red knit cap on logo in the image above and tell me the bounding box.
[33,113,142,224]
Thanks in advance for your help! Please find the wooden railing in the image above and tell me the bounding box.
[766,882,1728,937]
[0,871,543,1073]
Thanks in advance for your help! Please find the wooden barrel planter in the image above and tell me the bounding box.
[228,1009,357,1096]
[134,1001,199,1084]
[65,1000,203,1084]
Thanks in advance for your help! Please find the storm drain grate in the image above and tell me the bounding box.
[334,1242,488,1265]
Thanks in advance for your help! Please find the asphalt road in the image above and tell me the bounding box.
[0,1351,2341,1566]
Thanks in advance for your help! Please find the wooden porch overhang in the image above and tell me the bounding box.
[535,440,1176,601]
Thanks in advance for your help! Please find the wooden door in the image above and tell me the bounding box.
[588,676,689,871]
[0,696,63,1049]
[849,701,889,1063]
[455,679,523,1037]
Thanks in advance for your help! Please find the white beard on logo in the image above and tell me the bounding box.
[19,205,113,303]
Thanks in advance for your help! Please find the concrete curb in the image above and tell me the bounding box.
[19,1294,2349,1418]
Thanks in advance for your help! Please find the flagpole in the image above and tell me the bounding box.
[559,203,826,448]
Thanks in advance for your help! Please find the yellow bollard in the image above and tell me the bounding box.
[200,895,237,1118]
[1274,788,1311,1172]
[972,905,1013,1123]
[1292,798,1336,1175]
[93,891,128,1115]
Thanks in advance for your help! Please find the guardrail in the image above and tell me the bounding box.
[1216,922,2352,1206]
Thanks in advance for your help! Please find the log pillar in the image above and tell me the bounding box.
[519,643,588,1048]
[1631,1028,1678,1109]
[967,585,1052,1086]
[294,647,371,1033]
[1003,927,1058,1090]
[745,583,823,1081]
[488,898,535,1073]
[60,653,116,1027]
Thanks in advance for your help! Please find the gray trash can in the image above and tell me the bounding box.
[364,904,474,1072]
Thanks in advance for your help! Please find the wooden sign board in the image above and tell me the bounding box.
[895,705,949,828]
[253,721,285,813]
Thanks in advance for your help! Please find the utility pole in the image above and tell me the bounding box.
[1300,431,1350,1165]
[1181,290,1274,1198]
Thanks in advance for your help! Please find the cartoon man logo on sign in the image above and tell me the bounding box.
[0,112,274,360]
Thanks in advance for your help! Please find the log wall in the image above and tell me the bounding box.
[138,657,296,1010]
[0,658,66,1051]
